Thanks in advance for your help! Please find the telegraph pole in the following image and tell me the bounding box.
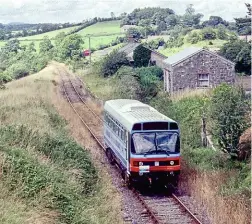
[88,35,91,63]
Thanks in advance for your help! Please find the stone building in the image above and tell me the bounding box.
[162,47,235,94]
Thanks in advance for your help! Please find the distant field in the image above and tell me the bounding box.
[158,39,227,56]
[77,20,121,37]
[18,25,81,40]
[0,41,6,48]
[1,21,123,52]
[82,34,124,49]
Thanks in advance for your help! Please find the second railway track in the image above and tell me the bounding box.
[59,70,203,224]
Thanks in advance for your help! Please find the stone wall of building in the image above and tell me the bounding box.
[150,51,167,69]
[171,50,235,92]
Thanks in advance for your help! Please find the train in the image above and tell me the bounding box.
[103,99,180,187]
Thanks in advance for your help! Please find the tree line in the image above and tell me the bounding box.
[120,4,251,36]
[0,16,122,41]
[0,32,85,83]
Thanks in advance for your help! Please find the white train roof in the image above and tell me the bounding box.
[104,99,177,131]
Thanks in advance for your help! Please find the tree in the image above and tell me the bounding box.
[157,21,167,34]
[133,44,151,67]
[245,3,251,15]
[126,27,141,38]
[216,24,227,40]
[210,84,249,157]
[27,42,36,52]
[100,50,129,77]
[165,14,179,29]
[201,27,216,40]
[234,3,251,35]
[4,39,21,53]
[187,31,201,43]
[39,36,54,54]
[111,12,115,19]
[182,4,203,27]
[58,34,84,60]
[235,44,251,74]
[219,39,251,74]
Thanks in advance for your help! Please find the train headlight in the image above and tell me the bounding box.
[170,161,174,165]
[139,162,143,166]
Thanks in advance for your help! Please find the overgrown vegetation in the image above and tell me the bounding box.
[210,84,250,158]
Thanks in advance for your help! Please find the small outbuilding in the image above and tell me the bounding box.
[162,47,236,94]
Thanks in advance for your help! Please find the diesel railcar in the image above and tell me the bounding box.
[103,99,180,186]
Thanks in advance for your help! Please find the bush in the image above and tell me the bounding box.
[5,63,29,79]
[210,84,250,157]
[135,66,162,100]
[100,49,129,77]
[187,31,202,44]
[117,74,141,100]
[201,27,217,40]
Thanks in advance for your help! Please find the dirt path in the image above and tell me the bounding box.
[51,61,154,224]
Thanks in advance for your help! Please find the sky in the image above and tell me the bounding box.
[0,0,249,24]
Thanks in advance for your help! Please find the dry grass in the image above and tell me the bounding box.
[179,165,251,224]
[51,62,123,224]
[171,88,212,101]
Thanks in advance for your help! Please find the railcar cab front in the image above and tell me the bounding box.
[129,121,180,186]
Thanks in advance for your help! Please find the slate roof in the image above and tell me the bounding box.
[163,47,202,66]
[118,43,140,55]
[118,43,141,61]
[163,47,235,67]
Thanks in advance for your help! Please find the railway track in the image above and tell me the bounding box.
[59,70,203,224]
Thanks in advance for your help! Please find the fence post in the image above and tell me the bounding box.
[201,115,207,147]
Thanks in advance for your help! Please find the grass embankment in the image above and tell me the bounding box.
[80,67,251,224]
[0,64,122,224]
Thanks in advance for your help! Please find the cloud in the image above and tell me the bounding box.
[0,0,248,23]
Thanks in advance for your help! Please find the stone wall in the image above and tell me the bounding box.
[171,50,235,92]
[150,51,167,69]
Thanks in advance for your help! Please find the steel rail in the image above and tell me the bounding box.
[172,193,203,224]
[59,70,203,224]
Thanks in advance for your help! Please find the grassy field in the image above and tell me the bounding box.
[0,64,123,224]
[17,25,81,40]
[77,20,121,37]
[158,39,227,56]
[79,20,123,50]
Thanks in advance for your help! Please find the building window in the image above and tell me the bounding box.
[198,74,209,87]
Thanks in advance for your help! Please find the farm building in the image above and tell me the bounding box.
[162,47,236,94]
[118,43,140,62]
